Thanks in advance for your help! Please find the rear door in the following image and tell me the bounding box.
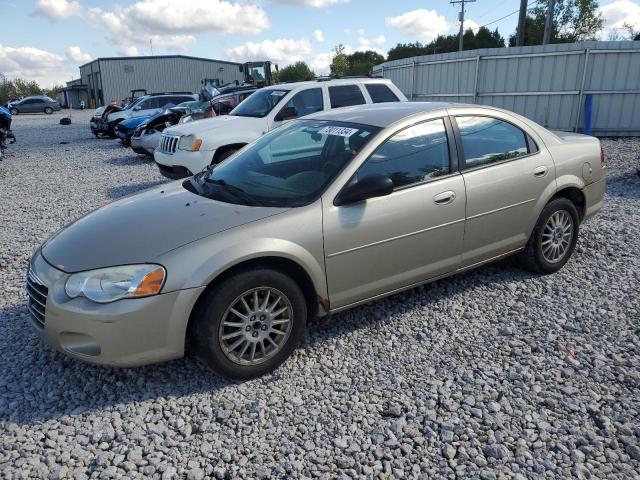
[450,109,556,267]
[21,99,42,113]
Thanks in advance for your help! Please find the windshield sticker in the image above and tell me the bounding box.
[319,126,359,137]
[271,91,287,96]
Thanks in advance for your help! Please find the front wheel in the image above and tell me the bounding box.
[44,107,53,114]
[518,197,579,274]
[192,268,307,380]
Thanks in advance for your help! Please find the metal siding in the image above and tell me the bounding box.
[84,57,243,105]
[376,41,640,136]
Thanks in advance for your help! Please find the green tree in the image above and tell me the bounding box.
[509,0,603,46]
[330,44,349,77]
[278,61,316,83]
[386,27,505,61]
[346,50,386,75]
[0,75,44,104]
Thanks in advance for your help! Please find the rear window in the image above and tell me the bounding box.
[365,84,400,103]
[329,85,366,108]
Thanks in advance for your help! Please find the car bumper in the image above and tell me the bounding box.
[583,175,606,222]
[27,251,205,367]
[154,150,210,179]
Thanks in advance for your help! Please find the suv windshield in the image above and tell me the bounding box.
[230,89,290,118]
[185,120,380,207]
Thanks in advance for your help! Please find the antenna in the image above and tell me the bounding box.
[450,0,476,51]
[150,39,154,55]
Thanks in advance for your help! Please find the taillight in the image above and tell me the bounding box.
[600,145,605,169]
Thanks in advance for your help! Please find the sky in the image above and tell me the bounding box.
[1,0,639,87]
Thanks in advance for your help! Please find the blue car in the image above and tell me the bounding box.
[114,115,152,146]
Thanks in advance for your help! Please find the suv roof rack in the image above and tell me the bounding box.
[314,74,384,82]
[147,91,194,96]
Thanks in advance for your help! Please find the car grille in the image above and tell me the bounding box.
[26,267,48,328]
[159,134,180,154]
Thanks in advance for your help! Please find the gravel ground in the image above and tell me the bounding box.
[1,111,639,479]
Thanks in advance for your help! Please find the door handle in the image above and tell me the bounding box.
[533,166,548,177]
[433,191,456,205]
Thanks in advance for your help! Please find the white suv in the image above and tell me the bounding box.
[154,78,407,179]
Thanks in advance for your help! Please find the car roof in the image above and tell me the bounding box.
[303,102,460,128]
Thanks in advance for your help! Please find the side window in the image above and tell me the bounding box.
[456,116,530,169]
[365,84,400,103]
[142,98,161,109]
[281,88,323,118]
[24,99,39,104]
[356,118,451,189]
[329,85,366,108]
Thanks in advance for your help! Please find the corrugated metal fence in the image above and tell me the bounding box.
[372,41,640,136]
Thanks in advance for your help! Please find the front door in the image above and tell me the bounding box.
[323,118,466,309]
[451,113,556,267]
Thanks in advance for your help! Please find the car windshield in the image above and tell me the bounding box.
[230,89,290,118]
[185,120,380,207]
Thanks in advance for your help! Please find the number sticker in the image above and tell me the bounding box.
[271,91,287,97]
[318,126,359,137]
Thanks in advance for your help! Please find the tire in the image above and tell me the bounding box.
[518,197,579,274]
[9,108,18,115]
[44,107,53,114]
[192,268,307,380]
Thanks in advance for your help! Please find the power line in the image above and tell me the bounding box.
[469,0,540,32]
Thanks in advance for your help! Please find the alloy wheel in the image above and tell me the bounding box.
[541,210,574,263]
[218,287,293,365]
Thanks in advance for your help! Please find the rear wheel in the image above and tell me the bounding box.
[192,268,307,380]
[518,197,579,274]
[44,107,53,114]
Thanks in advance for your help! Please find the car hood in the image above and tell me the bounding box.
[41,181,285,273]
[164,114,268,137]
[121,115,151,129]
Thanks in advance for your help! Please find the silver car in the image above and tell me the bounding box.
[27,103,605,379]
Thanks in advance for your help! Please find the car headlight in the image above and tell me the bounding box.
[178,134,202,152]
[65,264,166,304]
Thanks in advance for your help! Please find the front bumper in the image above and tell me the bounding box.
[155,149,211,179]
[27,251,205,367]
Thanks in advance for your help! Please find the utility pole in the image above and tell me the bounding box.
[149,39,154,55]
[543,0,556,44]
[515,0,528,46]
[450,0,476,52]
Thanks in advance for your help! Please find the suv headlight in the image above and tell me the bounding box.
[65,264,166,303]
[178,134,202,152]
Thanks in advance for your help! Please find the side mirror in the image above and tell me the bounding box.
[334,174,394,206]
[275,106,298,122]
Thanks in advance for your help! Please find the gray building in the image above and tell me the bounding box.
[79,55,244,107]
[373,41,640,136]
[58,78,89,109]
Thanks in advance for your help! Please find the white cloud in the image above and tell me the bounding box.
[0,44,76,87]
[355,33,386,54]
[34,0,83,20]
[65,46,92,64]
[314,29,325,42]
[344,28,351,35]
[373,34,386,45]
[599,0,640,37]
[119,45,140,56]
[357,28,365,35]
[458,18,480,32]
[35,0,270,56]
[308,52,333,74]
[270,0,349,7]
[385,8,449,41]
[226,38,313,65]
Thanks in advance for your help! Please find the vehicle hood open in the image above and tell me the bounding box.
[41,181,285,273]
[164,115,268,137]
